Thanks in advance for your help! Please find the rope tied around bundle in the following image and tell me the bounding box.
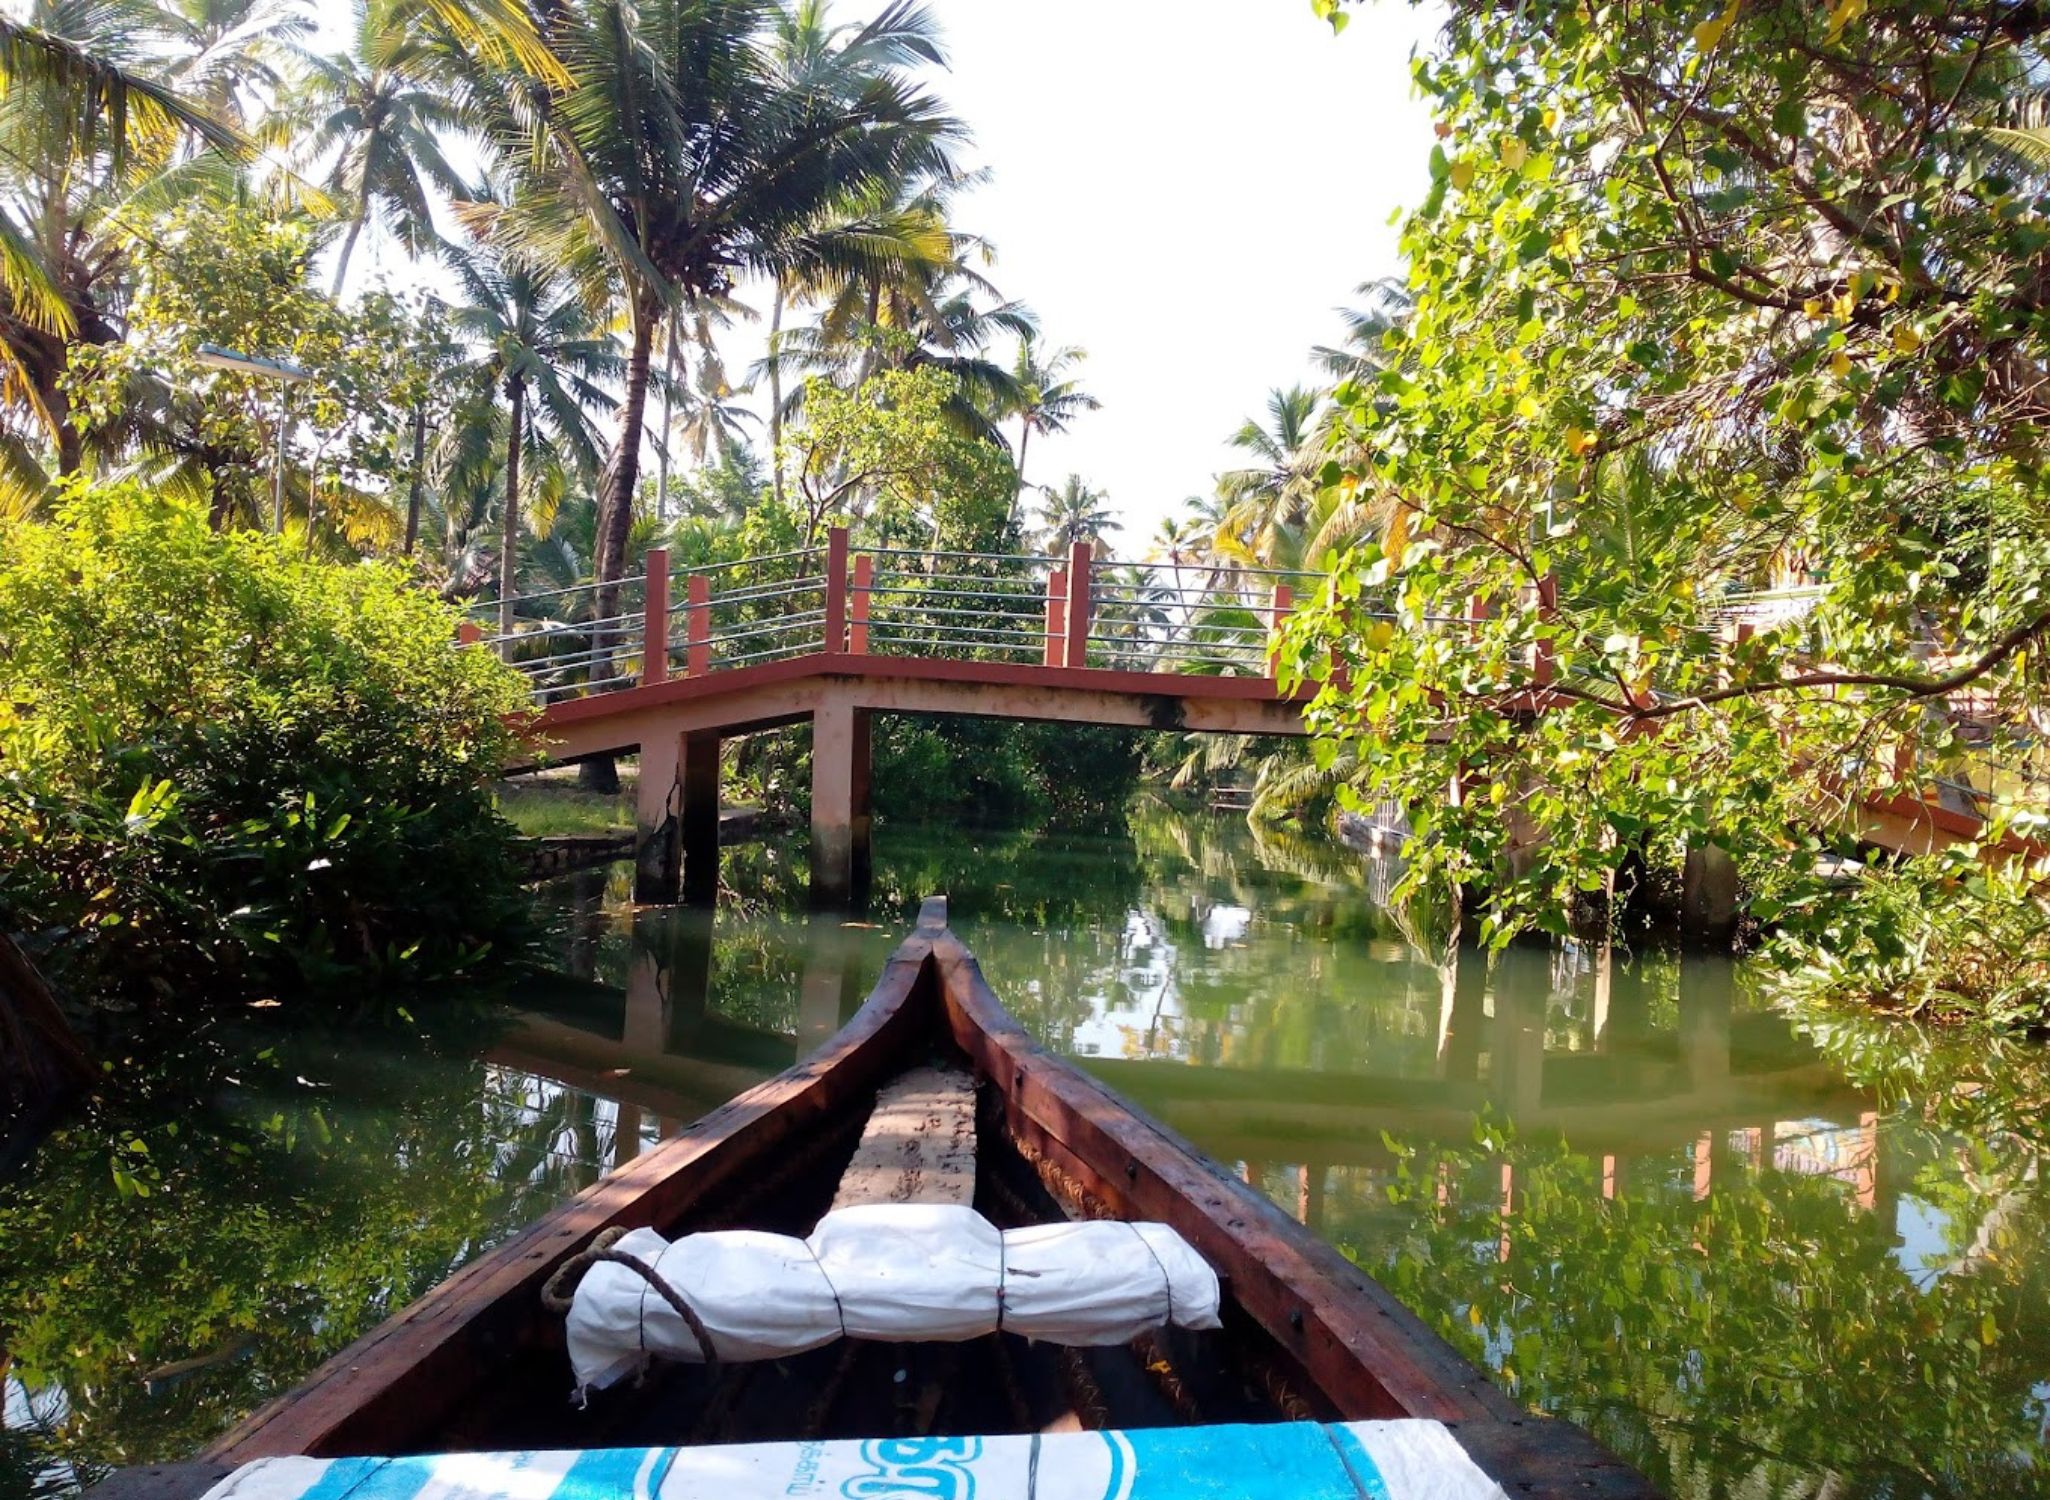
[540,1225,722,1380]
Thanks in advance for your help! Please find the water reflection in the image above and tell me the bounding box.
[4,805,2048,1500]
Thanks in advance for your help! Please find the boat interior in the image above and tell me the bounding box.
[428,1041,1312,1455]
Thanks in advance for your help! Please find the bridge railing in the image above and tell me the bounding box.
[660,546,827,676]
[854,544,1058,664]
[477,530,1343,705]
[460,575,649,703]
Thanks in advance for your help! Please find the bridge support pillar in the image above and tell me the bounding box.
[1681,843,1740,942]
[633,734,682,905]
[1679,952,1733,1092]
[810,697,872,910]
[680,732,722,906]
[633,731,722,906]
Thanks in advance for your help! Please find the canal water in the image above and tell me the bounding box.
[3,804,2047,1500]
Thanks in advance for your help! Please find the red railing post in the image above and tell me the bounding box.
[849,553,872,655]
[641,547,668,687]
[1064,540,1092,669]
[824,526,850,655]
[1531,573,1557,687]
[1044,568,1068,668]
[686,573,711,676]
[1268,583,1293,680]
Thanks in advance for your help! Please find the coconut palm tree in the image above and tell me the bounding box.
[1215,385,1325,569]
[775,254,1034,447]
[0,2,244,491]
[159,0,312,125]
[1311,277,1413,386]
[298,0,470,296]
[1035,473,1119,555]
[447,244,620,639]
[1003,334,1097,507]
[495,0,966,624]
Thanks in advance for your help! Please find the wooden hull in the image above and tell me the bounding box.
[150,901,1658,1498]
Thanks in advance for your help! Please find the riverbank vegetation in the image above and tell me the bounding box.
[1250,0,2050,1027]
[0,485,531,1011]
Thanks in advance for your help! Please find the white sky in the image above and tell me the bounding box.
[331,1,1441,549]
[759,0,1441,545]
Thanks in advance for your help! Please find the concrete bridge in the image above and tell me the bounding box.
[482,530,1321,906]
[473,531,2037,910]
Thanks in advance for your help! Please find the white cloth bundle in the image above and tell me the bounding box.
[566,1203,1221,1392]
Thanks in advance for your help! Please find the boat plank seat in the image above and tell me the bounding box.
[827,1063,976,1210]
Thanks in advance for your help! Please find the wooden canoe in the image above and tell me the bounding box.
[97,900,1659,1500]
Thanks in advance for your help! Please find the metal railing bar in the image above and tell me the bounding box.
[705,612,828,646]
[867,573,1045,594]
[511,648,631,674]
[714,640,825,667]
[862,577,1045,598]
[673,547,819,575]
[863,546,1063,565]
[872,638,1044,659]
[485,614,640,646]
[705,577,827,607]
[531,674,638,700]
[480,578,610,609]
[865,600,1046,624]
[865,620,1051,642]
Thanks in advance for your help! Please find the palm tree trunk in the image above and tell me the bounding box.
[768,277,786,508]
[655,305,678,519]
[857,278,881,385]
[579,292,655,802]
[330,200,370,300]
[498,375,525,654]
[1013,421,1031,515]
[596,289,659,605]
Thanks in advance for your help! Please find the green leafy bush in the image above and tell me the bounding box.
[1765,850,2050,1031]
[0,483,533,1004]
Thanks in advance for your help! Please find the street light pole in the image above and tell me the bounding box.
[272,383,291,534]
[404,402,429,555]
[194,343,311,535]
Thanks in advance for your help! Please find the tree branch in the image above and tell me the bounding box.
[1527,607,2050,722]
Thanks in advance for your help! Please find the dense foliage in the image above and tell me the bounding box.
[1278,0,2050,1003]
[68,200,459,538]
[0,483,532,1004]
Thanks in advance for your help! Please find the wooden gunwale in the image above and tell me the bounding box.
[928,932,1513,1426]
[207,908,946,1463]
[187,897,1661,1498]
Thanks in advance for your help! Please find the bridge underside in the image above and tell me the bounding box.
[515,655,1313,908]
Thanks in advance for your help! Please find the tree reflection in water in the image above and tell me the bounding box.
[3,804,2046,1500]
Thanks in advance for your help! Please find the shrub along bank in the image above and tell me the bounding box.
[0,484,534,1009]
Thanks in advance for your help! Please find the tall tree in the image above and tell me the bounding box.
[299,0,469,296]
[159,0,312,125]
[1311,276,1413,386]
[447,244,618,639]
[1035,473,1119,554]
[500,0,965,628]
[0,4,243,491]
[1215,385,1324,568]
[1297,0,2050,968]
[1002,334,1098,506]
[776,251,1033,446]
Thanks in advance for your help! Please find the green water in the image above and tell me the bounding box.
[4,805,2048,1499]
